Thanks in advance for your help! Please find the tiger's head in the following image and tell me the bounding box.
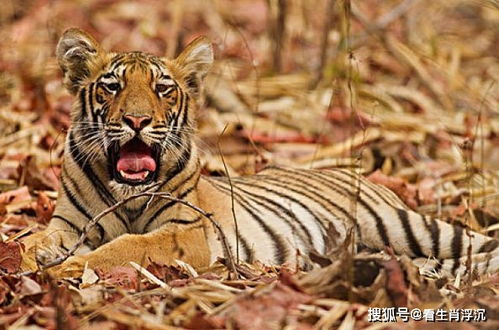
[56,28,212,192]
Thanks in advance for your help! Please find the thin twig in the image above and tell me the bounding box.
[342,0,362,304]
[223,16,264,170]
[350,0,420,39]
[217,125,240,265]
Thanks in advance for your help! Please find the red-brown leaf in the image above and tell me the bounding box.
[383,248,408,307]
[367,170,418,209]
[0,241,22,273]
[99,266,138,290]
[35,192,55,224]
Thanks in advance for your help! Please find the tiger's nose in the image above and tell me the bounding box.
[123,114,152,131]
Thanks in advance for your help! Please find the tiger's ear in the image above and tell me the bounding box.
[56,28,103,94]
[174,36,213,97]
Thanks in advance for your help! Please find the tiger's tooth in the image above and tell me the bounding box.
[120,170,127,177]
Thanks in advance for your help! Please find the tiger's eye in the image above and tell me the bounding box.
[156,84,168,93]
[106,83,120,92]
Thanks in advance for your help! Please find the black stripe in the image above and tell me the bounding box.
[63,172,106,240]
[149,67,155,81]
[237,187,315,248]
[328,168,405,208]
[189,179,255,263]
[61,178,92,221]
[207,179,287,264]
[172,90,184,131]
[109,57,125,72]
[451,225,464,274]
[478,239,498,253]
[67,133,130,232]
[252,172,364,245]
[51,215,97,250]
[68,132,117,206]
[233,177,331,228]
[310,169,381,205]
[396,209,424,257]
[101,72,115,80]
[370,183,407,209]
[147,185,195,230]
[58,244,70,253]
[306,167,406,211]
[60,178,105,243]
[87,83,97,121]
[217,180,317,249]
[338,169,406,208]
[259,170,359,223]
[52,214,82,236]
[79,87,87,119]
[236,176,351,239]
[178,94,190,131]
[230,196,287,264]
[145,167,199,232]
[150,61,164,73]
[212,179,312,250]
[75,87,88,124]
[268,170,391,246]
[155,142,192,192]
[237,233,254,263]
[169,216,202,225]
[427,217,440,257]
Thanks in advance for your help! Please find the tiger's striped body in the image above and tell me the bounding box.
[21,28,498,278]
[201,169,498,276]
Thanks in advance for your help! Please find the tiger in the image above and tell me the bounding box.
[21,28,498,279]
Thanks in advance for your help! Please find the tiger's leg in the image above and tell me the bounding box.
[21,217,91,272]
[48,222,210,278]
[358,207,499,276]
[414,253,499,278]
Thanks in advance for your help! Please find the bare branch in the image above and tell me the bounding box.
[217,125,240,266]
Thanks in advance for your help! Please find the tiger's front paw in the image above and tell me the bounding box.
[21,231,64,272]
[36,244,67,267]
[46,255,87,278]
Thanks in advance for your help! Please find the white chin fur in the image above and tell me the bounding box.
[109,180,155,199]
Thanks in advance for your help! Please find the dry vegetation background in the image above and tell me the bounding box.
[0,0,499,329]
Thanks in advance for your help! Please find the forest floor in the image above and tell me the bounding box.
[0,0,498,329]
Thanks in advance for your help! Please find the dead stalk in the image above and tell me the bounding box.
[166,0,184,58]
[463,82,494,286]
[310,0,336,89]
[341,0,361,303]
[217,125,240,265]
[268,0,287,72]
[223,15,264,168]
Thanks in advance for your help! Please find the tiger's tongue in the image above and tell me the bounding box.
[116,140,156,173]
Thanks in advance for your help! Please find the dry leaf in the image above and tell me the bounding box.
[18,275,42,297]
[0,241,22,273]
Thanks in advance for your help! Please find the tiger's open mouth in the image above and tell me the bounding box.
[109,138,160,185]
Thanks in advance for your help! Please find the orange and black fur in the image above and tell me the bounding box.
[22,28,498,278]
